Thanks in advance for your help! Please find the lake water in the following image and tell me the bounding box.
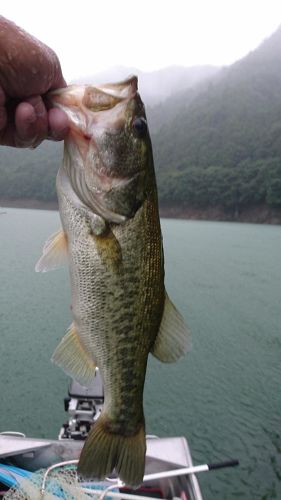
[0,208,280,499]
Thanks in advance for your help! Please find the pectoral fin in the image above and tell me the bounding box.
[51,323,96,387]
[151,292,192,363]
[35,229,68,272]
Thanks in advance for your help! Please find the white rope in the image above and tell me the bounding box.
[40,459,78,495]
[40,459,206,498]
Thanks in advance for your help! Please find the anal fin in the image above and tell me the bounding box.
[52,323,96,387]
[35,229,68,272]
[151,292,192,363]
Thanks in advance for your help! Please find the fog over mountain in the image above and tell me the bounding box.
[73,64,220,106]
[149,25,281,220]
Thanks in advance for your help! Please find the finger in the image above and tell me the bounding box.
[14,102,37,146]
[48,107,69,141]
[0,106,7,131]
[15,96,48,147]
[28,95,48,140]
[0,85,7,131]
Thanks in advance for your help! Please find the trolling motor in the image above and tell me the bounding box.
[58,369,104,441]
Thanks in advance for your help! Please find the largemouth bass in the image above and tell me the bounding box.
[36,76,191,487]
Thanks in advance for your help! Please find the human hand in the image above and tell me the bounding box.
[0,16,69,148]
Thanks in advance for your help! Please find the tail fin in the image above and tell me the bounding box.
[78,414,146,487]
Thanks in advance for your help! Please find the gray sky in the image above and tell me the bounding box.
[2,0,281,81]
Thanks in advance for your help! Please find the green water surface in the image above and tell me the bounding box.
[0,209,280,499]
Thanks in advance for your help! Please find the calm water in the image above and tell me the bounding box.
[0,208,280,499]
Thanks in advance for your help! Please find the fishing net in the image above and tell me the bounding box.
[3,464,117,500]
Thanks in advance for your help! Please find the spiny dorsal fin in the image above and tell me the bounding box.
[35,229,68,272]
[151,292,192,363]
[51,323,96,387]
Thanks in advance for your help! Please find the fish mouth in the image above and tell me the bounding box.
[51,76,145,223]
[84,75,138,107]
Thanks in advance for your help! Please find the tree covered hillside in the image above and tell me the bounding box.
[0,141,63,202]
[151,26,281,214]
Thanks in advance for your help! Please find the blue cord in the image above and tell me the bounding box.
[0,464,31,487]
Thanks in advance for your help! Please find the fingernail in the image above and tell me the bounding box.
[15,134,39,148]
[25,96,46,119]
[26,111,36,123]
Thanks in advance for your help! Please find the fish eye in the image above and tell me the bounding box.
[132,117,147,137]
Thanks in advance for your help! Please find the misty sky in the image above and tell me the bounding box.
[2,0,281,81]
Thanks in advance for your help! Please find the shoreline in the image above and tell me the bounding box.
[0,199,59,211]
[1,198,281,224]
[159,204,281,224]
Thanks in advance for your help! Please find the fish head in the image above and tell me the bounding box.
[49,76,154,223]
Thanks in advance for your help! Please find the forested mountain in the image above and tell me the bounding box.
[150,26,281,216]
[1,27,281,222]
[0,141,63,205]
